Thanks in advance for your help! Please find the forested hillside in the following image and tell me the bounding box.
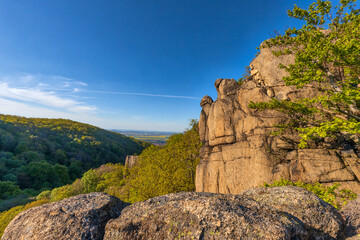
[0,114,149,211]
[0,120,201,237]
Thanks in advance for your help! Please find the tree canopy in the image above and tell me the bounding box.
[249,0,360,148]
[0,114,148,211]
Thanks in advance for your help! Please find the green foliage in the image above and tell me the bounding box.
[0,114,147,211]
[54,164,71,185]
[250,0,360,147]
[50,185,73,202]
[0,181,21,200]
[36,190,51,200]
[23,160,59,189]
[95,164,126,193]
[123,120,201,203]
[81,169,100,193]
[264,179,357,209]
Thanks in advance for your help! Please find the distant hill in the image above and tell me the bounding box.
[0,114,149,211]
[112,129,176,145]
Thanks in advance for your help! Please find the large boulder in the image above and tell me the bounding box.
[341,196,360,238]
[104,187,346,240]
[196,41,360,195]
[1,192,128,240]
[242,186,346,239]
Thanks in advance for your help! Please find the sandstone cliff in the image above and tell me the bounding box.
[196,44,360,195]
[125,155,139,169]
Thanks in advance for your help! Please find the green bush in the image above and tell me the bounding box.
[36,190,51,200]
[49,185,72,202]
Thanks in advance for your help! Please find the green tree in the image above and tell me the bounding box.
[14,141,29,154]
[81,169,100,193]
[69,160,82,179]
[54,149,67,165]
[123,120,201,202]
[0,181,21,200]
[2,173,17,182]
[54,164,71,185]
[249,0,360,147]
[20,151,42,162]
[23,161,59,189]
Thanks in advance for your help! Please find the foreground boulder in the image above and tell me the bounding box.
[242,186,346,239]
[2,192,128,240]
[104,187,346,240]
[341,196,360,238]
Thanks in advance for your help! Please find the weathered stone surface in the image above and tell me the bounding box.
[2,192,128,240]
[196,40,360,195]
[242,186,346,239]
[125,155,139,169]
[104,187,346,240]
[341,196,360,238]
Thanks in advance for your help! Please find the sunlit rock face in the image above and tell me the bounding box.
[196,44,360,195]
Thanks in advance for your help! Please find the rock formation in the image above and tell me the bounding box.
[1,192,128,240]
[125,155,139,169]
[196,43,360,195]
[104,186,345,240]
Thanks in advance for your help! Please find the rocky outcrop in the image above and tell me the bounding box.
[196,42,360,195]
[3,187,356,239]
[125,155,139,169]
[1,192,128,240]
[104,186,346,240]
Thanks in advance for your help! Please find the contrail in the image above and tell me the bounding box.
[38,88,201,100]
[81,90,201,100]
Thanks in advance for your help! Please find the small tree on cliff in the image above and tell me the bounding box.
[249,0,360,148]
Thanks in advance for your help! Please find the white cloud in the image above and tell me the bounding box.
[63,80,87,88]
[0,73,96,115]
[0,83,94,111]
[69,106,97,112]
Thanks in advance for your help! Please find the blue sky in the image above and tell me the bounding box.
[0,0,315,132]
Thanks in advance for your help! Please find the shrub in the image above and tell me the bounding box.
[36,190,51,200]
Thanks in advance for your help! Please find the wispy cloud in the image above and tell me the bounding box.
[63,80,87,88]
[0,83,97,112]
[0,74,97,114]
